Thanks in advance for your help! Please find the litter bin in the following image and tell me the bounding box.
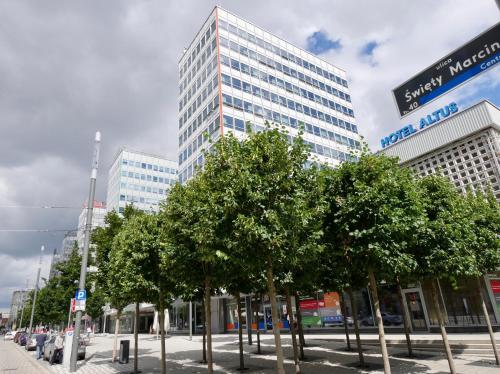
[119,340,130,364]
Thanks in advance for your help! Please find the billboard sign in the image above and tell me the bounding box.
[393,22,500,117]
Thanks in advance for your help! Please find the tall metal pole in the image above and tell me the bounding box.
[189,301,193,341]
[70,131,101,372]
[28,246,44,338]
[18,279,29,329]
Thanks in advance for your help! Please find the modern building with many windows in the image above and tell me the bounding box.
[106,148,178,214]
[177,6,361,184]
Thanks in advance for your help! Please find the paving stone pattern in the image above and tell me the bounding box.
[2,332,500,373]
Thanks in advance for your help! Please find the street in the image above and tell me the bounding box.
[2,332,500,373]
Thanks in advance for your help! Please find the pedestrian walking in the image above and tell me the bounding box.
[35,333,47,360]
[50,332,64,365]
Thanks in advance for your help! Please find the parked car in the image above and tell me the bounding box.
[18,333,28,346]
[13,331,25,343]
[24,334,41,351]
[360,312,403,326]
[43,335,86,363]
[4,331,15,341]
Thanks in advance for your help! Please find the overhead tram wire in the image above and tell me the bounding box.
[0,229,76,232]
[0,205,82,209]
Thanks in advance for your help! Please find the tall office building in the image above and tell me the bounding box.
[178,6,361,183]
[77,201,107,250]
[106,148,178,214]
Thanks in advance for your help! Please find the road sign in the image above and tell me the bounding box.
[71,298,76,313]
[75,289,87,301]
[393,22,500,117]
[75,299,86,312]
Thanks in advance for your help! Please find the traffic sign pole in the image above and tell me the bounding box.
[70,131,101,372]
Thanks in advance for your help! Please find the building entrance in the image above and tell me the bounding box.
[403,288,428,331]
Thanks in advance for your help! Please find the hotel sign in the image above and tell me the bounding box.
[381,102,458,148]
[393,22,500,117]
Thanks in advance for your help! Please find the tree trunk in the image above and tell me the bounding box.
[369,270,391,374]
[202,298,207,364]
[205,277,213,374]
[294,291,306,359]
[339,291,351,351]
[254,296,261,354]
[266,261,285,374]
[396,277,413,357]
[112,310,121,363]
[134,302,139,373]
[430,279,456,374]
[347,287,365,367]
[286,288,301,373]
[159,291,166,374]
[235,293,245,370]
[476,277,499,365]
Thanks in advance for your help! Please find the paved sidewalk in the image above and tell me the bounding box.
[4,332,500,373]
[0,339,51,373]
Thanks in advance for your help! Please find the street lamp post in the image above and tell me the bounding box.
[28,246,44,337]
[69,131,101,372]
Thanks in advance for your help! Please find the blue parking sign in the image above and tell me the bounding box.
[76,289,87,300]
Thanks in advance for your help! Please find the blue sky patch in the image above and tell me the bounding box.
[360,41,379,56]
[306,31,342,55]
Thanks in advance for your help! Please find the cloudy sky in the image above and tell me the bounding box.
[0,0,498,313]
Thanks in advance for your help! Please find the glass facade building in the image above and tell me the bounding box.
[178,6,361,184]
[106,148,178,215]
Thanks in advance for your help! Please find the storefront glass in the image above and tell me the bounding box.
[421,278,497,327]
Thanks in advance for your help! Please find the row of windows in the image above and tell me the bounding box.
[179,39,217,110]
[408,135,500,200]
[120,183,169,196]
[179,154,205,185]
[222,114,357,163]
[179,115,220,166]
[179,78,219,129]
[119,194,165,205]
[220,37,352,106]
[121,159,177,174]
[179,95,219,146]
[221,72,357,132]
[180,20,217,80]
[218,18,348,88]
[120,170,176,185]
[179,56,218,112]
[221,57,353,120]
[220,92,359,148]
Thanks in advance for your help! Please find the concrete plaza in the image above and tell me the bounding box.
[2,332,499,373]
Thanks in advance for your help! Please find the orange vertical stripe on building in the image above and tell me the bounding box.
[215,7,224,137]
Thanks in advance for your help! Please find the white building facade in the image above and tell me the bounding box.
[177,6,361,184]
[106,148,178,215]
[77,201,107,250]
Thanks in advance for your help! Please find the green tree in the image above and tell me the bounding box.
[417,175,478,374]
[325,153,424,374]
[223,127,316,374]
[110,211,171,374]
[465,190,500,365]
[162,174,227,374]
[91,206,138,362]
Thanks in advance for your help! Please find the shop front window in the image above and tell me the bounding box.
[421,278,497,327]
